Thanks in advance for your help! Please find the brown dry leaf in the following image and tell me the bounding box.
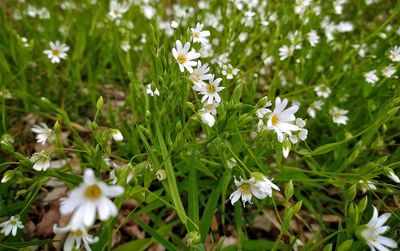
[122,224,145,239]
[36,203,61,237]
[322,214,341,222]
[211,216,218,232]
[148,243,166,251]
[253,214,273,232]
[112,230,122,247]
[43,186,67,202]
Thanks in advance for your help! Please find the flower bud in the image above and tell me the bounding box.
[156,169,166,181]
[186,231,200,246]
[1,170,14,183]
[96,96,104,110]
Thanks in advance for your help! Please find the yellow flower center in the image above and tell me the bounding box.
[192,73,200,83]
[241,183,251,195]
[193,32,200,38]
[84,185,102,200]
[10,220,17,225]
[271,115,279,125]
[177,55,186,64]
[206,84,216,93]
[70,229,83,237]
[52,49,60,56]
[205,103,214,110]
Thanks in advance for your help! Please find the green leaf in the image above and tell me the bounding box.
[133,216,176,251]
[113,239,152,251]
[199,173,230,242]
[188,148,199,231]
[154,123,188,227]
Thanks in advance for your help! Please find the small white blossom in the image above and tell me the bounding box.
[108,1,130,22]
[266,97,300,143]
[198,75,225,104]
[145,84,160,97]
[222,64,240,80]
[43,41,69,64]
[53,224,99,251]
[314,84,331,98]
[172,40,200,73]
[307,100,324,118]
[170,21,179,29]
[121,40,131,52]
[307,30,320,47]
[329,107,349,125]
[111,129,123,142]
[358,206,398,251]
[279,45,295,61]
[0,216,24,236]
[32,123,55,145]
[189,61,212,87]
[60,169,124,228]
[364,70,379,85]
[389,46,400,62]
[191,23,210,46]
[200,112,215,128]
[289,118,308,144]
[381,65,396,78]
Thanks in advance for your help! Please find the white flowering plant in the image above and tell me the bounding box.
[0,0,399,250]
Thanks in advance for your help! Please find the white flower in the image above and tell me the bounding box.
[170,21,179,29]
[389,46,400,62]
[43,41,69,64]
[222,64,240,80]
[108,0,130,21]
[31,151,51,171]
[359,180,377,193]
[381,65,396,78]
[364,70,379,85]
[307,30,320,47]
[307,100,324,118]
[359,206,398,251]
[289,118,308,144]
[226,158,237,169]
[0,216,24,236]
[191,23,210,46]
[314,84,331,98]
[329,107,349,125]
[199,101,219,116]
[266,97,300,143]
[229,177,267,207]
[32,122,55,145]
[109,163,134,184]
[386,169,400,183]
[295,0,312,15]
[111,129,123,142]
[200,112,215,128]
[60,169,124,227]
[145,84,160,97]
[0,89,13,99]
[189,61,212,87]
[31,151,68,171]
[251,172,280,197]
[282,138,291,158]
[172,40,200,73]
[53,224,99,251]
[121,40,131,52]
[279,45,295,61]
[198,75,225,104]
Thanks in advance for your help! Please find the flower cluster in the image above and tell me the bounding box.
[172,23,231,128]
[257,97,307,158]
